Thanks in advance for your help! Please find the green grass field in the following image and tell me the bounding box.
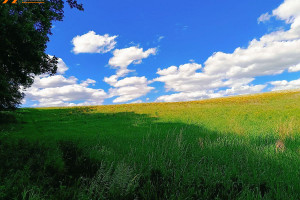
[1,90,300,199]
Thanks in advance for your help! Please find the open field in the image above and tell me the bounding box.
[1,90,300,199]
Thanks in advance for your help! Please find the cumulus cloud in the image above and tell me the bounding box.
[72,31,117,54]
[272,0,300,23]
[270,78,300,91]
[203,0,300,80]
[109,46,156,68]
[108,46,156,77]
[107,76,154,103]
[56,57,69,74]
[155,0,300,102]
[32,75,77,88]
[80,79,96,87]
[109,85,153,103]
[26,83,107,107]
[103,46,157,103]
[154,63,256,93]
[24,58,107,107]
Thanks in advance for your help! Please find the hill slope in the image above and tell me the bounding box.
[1,90,300,199]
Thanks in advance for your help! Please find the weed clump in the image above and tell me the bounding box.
[275,140,286,153]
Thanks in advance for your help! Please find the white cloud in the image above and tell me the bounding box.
[107,76,154,103]
[156,90,221,102]
[130,99,143,104]
[104,46,156,92]
[203,39,300,78]
[156,84,266,103]
[110,86,153,103]
[155,0,300,102]
[103,46,157,103]
[103,75,119,87]
[258,13,272,23]
[48,56,69,74]
[72,31,117,54]
[80,79,96,87]
[56,57,69,74]
[113,76,148,88]
[32,75,77,88]
[26,84,107,107]
[203,0,300,80]
[108,46,156,77]
[109,46,156,68]
[288,63,300,72]
[272,0,300,23]
[217,84,267,96]
[154,63,254,93]
[270,78,300,91]
[24,58,107,107]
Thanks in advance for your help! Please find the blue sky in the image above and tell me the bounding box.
[23,0,300,107]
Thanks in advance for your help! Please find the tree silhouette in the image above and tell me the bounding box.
[0,0,83,110]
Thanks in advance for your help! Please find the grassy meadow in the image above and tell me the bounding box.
[0,90,300,199]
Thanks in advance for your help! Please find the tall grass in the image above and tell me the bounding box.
[0,90,299,199]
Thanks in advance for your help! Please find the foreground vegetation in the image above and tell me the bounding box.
[1,90,300,199]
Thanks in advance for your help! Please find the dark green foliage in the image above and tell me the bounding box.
[0,0,83,110]
[0,74,24,110]
[58,140,100,180]
[0,111,17,124]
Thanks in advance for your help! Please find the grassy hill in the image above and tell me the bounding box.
[1,90,300,199]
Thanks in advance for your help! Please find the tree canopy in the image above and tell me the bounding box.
[0,0,83,110]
